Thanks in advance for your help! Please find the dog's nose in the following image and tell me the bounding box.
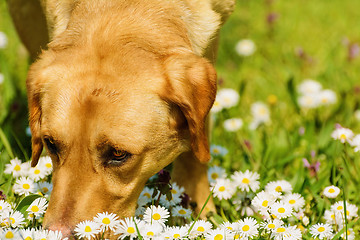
[47,223,72,238]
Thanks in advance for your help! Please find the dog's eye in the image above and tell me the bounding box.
[112,149,131,162]
[44,137,57,154]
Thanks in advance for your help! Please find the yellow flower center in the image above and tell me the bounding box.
[10,217,15,224]
[34,169,41,175]
[102,217,110,225]
[214,234,223,240]
[331,214,335,219]
[152,213,161,220]
[31,205,39,212]
[127,227,135,234]
[275,186,282,192]
[178,209,187,215]
[218,186,226,192]
[24,237,32,240]
[267,94,278,105]
[147,231,154,236]
[278,207,285,213]
[318,227,325,232]
[289,199,296,204]
[14,165,21,171]
[43,187,49,193]
[268,223,275,229]
[5,232,14,239]
[213,148,220,154]
[277,227,285,233]
[226,226,233,230]
[173,234,180,238]
[143,193,151,198]
[242,178,250,184]
[234,234,241,239]
[171,189,177,194]
[197,226,205,232]
[23,184,30,190]
[328,188,335,193]
[242,225,250,232]
[340,134,347,140]
[262,200,268,207]
[211,173,219,180]
[45,163,52,168]
[337,206,343,210]
[85,226,92,232]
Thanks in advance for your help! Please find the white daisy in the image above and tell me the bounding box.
[37,156,53,176]
[216,88,240,109]
[331,201,358,220]
[283,225,302,240]
[139,223,162,240]
[13,177,36,196]
[331,127,354,143]
[223,118,243,132]
[252,190,277,214]
[143,205,170,227]
[47,230,65,240]
[0,200,12,213]
[219,221,238,232]
[282,193,305,211]
[28,164,48,181]
[139,187,155,203]
[323,185,340,198]
[159,193,182,208]
[117,217,143,240]
[339,228,355,240]
[1,228,21,239]
[309,223,333,239]
[74,220,101,240]
[249,102,271,130]
[0,31,7,49]
[189,220,213,237]
[1,210,25,228]
[26,197,48,218]
[298,94,321,109]
[211,98,224,113]
[265,180,293,194]
[208,166,227,183]
[231,170,260,192]
[349,134,360,152]
[235,39,256,56]
[37,182,53,197]
[211,178,236,200]
[319,89,337,106]
[19,229,36,240]
[260,219,284,233]
[169,182,185,198]
[236,217,258,239]
[204,228,234,240]
[270,202,293,219]
[171,206,192,218]
[4,158,28,178]
[210,145,228,157]
[297,79,323,95]
[93,212,120,232]
[163,226,188,239]
[271,225,292,240]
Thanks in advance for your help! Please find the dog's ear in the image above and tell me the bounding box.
[160,53,217,163]
[26,65,44,167]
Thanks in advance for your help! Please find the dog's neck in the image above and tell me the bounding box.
[43,0,222,56]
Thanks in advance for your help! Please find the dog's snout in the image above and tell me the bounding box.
[46,223,72,238]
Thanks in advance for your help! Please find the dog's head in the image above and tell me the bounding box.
[26,22,216,234]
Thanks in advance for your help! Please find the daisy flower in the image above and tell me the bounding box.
[74,220,101,240]
[309,223,333,239]
[38,156,53,175]
[139,223,162,240]
[297,79,322,95]
[260,219,284,233]
[159,193,182,208]
[93,212,120,232]
[219,221,238,232]
[283,225,302,240]
[163,226,188,239]
[349,134,360,152]
[169,183,185,198]
[3,210,25,228]
[236,217,258,239]
[249,102,271,129]
[235,39,256,56]
[204,228,234,240]
[223,118,243,132]
[339,228,355,240]
[33,229,50,239]
[171,206,192,218]
[270,202,293,219]
[282,193,305,211]
[37,182,53,197]
[139,187,155,203]
[19,229,36,240]
[252,191,277,214]
[117,217,143,240]
[4,158,28,178]
[13,177,36,196]
[323,185,340,198]
[271,225,292,240]
[26,197,48,218]
[47,230,65,240]
[0,200,12,213]
[28,164,48,181]
[298,94,321,109]
[210,145,228,157]
[331,127,354,143]
[211,98,224,113]
[265,180,293,194]
[216,88,240,109]
[0,31,8,49]
[207,166,227,183]
[1,228,21,240]
[331,201,358,220]
[211,178,236,200]
[319,89,337,106]
[143,205,170,227]
[189,220,213,237]
[231,170,260,192]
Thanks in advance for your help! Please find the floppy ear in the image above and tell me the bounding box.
[160,53,217,163]
[26,65,44,167]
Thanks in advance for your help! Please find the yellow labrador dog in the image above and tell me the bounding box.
[9,0,235,236]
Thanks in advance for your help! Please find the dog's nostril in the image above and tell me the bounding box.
[47,223,72,238]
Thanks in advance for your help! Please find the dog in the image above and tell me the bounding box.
[9,0,235,237]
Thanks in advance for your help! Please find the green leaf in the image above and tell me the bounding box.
[15,194,43,214]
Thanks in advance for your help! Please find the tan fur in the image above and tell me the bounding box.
[11,0,235,237]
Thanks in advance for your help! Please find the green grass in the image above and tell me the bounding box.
[0,0,360,239]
